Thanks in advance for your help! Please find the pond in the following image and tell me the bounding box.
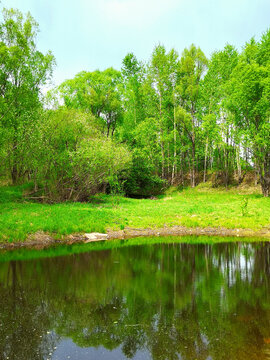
[0,238,270,360]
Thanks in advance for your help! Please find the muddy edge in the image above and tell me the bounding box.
[0,226,270,251]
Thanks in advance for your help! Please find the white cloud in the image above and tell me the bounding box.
[97,0,178,28]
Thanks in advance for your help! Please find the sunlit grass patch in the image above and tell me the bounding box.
[0,184,269,242]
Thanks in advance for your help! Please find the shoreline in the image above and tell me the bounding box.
[0,225,269,251]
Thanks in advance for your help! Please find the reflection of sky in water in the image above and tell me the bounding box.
[51,338,151,360]
[240,253,254,282]
[216,244,255,286]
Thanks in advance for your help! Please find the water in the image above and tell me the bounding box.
[0,239,270,360]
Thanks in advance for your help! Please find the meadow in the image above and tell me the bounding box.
[1,182,269,243]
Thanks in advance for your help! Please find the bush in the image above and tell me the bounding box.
[30,109,131,201]
[123,150,165,198]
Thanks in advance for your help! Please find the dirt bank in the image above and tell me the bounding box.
[0,225,269,251]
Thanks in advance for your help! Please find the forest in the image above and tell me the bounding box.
[1,6,270,204]
[2,5,270,360]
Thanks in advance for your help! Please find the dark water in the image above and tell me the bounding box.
[0,240,270,360]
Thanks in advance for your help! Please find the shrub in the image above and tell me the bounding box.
[30,109,131,201]
[123,150,165,198]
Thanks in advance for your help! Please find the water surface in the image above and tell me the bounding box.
[0,239,270,360]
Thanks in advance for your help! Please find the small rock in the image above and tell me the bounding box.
[85,233,108,242]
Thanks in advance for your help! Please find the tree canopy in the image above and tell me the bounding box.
[1,6,270,198]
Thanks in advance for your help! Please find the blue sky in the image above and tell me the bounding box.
[3,0,270,85]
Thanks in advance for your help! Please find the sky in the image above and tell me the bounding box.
[2,0,270,86]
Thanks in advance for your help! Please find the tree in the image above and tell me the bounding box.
[57,68,123,137]
[177,45,208,187]
[202,45,239,186]
[121,52,145,127]
[119,53,146,144]
[227,35,270,196]
[0,7,54,183]
[147,45,179,180]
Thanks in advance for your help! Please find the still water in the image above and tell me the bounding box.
[0,239,270,360]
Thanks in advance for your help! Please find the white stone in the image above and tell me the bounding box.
[85,233,108,242]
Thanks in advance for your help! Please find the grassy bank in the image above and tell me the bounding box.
[0,235,268,263]
[0,183,270,243]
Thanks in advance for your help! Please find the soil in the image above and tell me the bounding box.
[0,226,269,251]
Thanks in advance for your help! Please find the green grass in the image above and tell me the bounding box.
[0,182,270,242]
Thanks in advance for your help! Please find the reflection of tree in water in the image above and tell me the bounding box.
[0,261,59,360]
[0,242,270,359]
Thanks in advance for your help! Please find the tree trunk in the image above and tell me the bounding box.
[11,165,18,185]
[225,129,229,188]
[203,137,209,183]
[236,146,242,184]
[159,94,165,178]
[180,151,184,186]
[106,121,110,137]
[254,158,258,186]
[172,105,177,184]
[191,140,196,188]
[190,109,196,188]
[259,153,270,197]
[161,138,165,178]
[261,178,270,197]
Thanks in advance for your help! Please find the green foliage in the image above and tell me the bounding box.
[29,109,131,201]
[43,29,270,196]
[123,149,165,198]
[0,7,55,183]
[56,68,123,137]
[2,4,270,201]
[226,34,270,195]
